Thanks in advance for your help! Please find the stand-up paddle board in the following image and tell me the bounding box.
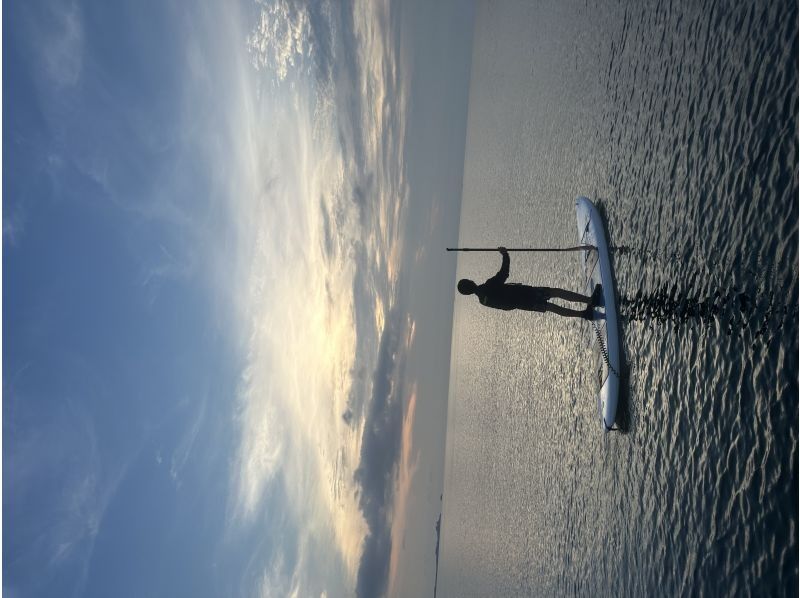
[575,197,622,432]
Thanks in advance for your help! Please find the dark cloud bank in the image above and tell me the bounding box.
[353,306,410,598]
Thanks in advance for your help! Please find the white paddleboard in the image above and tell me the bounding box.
[575,197,622,432]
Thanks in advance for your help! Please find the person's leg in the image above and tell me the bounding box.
[545,302,593,319]
[546,287,593,304]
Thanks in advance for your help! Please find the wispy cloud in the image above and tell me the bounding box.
[41,1,84,89]
[3,205,27,247]
[257,549,301,598]
[4,1,85,249]
[169,396,209,487]
[5,390,128,597]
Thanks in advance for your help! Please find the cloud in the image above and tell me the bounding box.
[143,0,412,594]
[387,387,420,597]
[247,0,313,82]
[258,550,300,598]
[3,205,27,247]
[41,2,84,88]
[353,312,416,598]
[8,0,424,594]
[211,2,386,590]
[169,396,208,487]
[231,371,285,521]
[4,389,128,597]
[4,2,85,249]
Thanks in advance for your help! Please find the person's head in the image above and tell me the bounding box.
[457,279,477,295]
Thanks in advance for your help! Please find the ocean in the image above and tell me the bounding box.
[438,1,798,596]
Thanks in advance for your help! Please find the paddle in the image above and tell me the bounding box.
[446,245,596,252]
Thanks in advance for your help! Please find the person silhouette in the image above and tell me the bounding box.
[456,247,600,319]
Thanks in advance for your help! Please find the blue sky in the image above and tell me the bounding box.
[4,0,474,596]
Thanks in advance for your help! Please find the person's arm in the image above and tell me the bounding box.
[485,247,510,285]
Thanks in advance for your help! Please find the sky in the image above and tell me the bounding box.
[4,0,474,596]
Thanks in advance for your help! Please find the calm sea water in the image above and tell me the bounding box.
[439,1,798,596]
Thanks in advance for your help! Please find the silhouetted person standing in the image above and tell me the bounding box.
[457,248,599,319]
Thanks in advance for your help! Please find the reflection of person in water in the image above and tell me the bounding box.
[457,247,600,319]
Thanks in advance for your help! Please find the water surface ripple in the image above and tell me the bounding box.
[439,1,797,596]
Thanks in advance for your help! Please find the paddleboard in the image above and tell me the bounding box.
[575,197,622,432]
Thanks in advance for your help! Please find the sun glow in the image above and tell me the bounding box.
[226,79,370,577]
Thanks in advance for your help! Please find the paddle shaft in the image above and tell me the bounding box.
[446,245,595,252]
